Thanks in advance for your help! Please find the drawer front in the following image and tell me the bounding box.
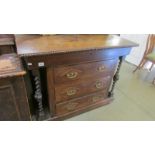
[55,76,111,103]
[54,59,117,84]
[56,91,107,115]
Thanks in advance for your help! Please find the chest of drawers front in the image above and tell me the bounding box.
[46,54,119,120]
[53,60,115,117]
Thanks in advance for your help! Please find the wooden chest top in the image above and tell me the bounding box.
[0,54,25,79]
[15,35,138,57]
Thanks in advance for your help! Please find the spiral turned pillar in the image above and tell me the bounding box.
[108,56,123,97]
[32,70,45,120]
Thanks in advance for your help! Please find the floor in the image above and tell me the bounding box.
[66,62,155,121]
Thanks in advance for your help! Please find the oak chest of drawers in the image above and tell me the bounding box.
[15,34,137,120]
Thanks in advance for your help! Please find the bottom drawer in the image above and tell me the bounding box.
[56,91,108,116]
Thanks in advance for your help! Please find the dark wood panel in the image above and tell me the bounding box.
[0,77,31,121]
[47,67,56,117]
[0,84,20,121]
[54,59,118,84]
[0,34,15,54]
[12,77,31,120]
[0,45,15,54]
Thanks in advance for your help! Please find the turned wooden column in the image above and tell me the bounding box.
[32,69,45,120]
[108,56,123,97]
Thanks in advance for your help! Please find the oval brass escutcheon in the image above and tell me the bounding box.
[66,71,78,79]
[92,95,103,102]
[95,81,103,89]
[66,88,77,96]
[97,65,105,72]
[66,102,78,111]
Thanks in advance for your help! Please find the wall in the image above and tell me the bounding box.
[120,34,149,66]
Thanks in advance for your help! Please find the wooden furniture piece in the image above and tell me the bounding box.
[15,34,137,120]
[0,34,15,55]
[0,54,31,120]
[133,34,155,73]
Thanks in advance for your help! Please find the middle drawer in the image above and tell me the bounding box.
[54,76,111,103]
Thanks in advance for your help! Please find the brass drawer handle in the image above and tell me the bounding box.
[95,81,103,89]
[97,65,105,72]
[66,102,78,111]
[67,88,77,96]
[92,95,103,102]
[66,71,78,79]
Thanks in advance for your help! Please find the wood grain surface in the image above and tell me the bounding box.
[0,54,25,79]
[15,34,138,57]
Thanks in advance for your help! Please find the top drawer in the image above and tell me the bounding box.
[54,59,117,84]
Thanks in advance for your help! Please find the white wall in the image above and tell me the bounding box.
[120,34,149,66]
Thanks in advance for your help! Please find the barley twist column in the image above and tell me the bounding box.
[108,56,123,97]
